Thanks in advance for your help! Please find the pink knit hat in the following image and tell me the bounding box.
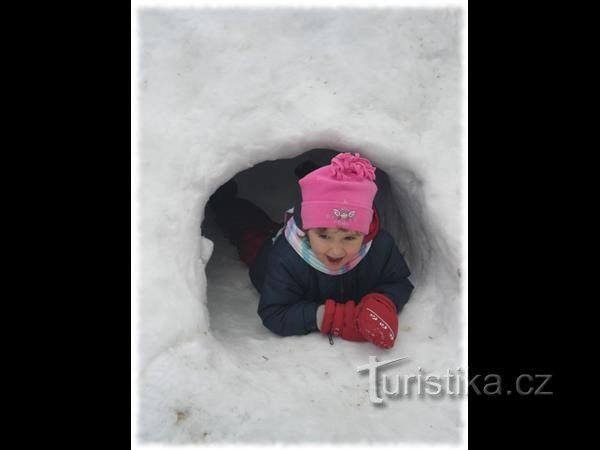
[299,152,378,234]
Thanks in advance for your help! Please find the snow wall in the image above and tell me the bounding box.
[136,7,464,444]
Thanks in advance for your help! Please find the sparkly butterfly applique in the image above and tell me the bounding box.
[333,208,356,221]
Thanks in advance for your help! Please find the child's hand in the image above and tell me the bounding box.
[356,293,398,349]
[320,299,366,341]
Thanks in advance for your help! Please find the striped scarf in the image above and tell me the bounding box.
[274,207,372,276]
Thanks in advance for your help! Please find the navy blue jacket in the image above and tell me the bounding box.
[249,203,414,337]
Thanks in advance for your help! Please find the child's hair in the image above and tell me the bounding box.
[298,152,377,235]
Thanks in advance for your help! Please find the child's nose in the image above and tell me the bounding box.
[328,246,345,258]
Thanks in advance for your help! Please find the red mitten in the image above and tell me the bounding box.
[356,293,398,349]
[320,299,366,342]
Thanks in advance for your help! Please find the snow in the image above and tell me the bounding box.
[133,4,466,446]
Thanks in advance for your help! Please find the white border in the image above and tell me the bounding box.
[133,0,465,7]
[131,2,140,447]
[460,3,468,449]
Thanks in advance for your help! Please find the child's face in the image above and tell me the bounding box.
[306,228,365,269]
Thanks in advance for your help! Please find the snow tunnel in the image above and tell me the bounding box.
[137,138,463,443]
[135,7,464,444]
[201,147,460,343]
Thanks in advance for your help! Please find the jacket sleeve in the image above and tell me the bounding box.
[372,240,414,313]
[257,254,318,336]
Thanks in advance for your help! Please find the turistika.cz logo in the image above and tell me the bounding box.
[356,356,553,404]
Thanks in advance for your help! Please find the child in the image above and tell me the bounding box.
[210,152,414,349]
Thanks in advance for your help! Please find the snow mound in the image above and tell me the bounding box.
[135,7,464,444]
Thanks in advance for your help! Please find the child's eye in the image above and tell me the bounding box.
[318,234,329,239]
[345,236,357,241]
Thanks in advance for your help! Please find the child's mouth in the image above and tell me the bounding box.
[326,256,344,265]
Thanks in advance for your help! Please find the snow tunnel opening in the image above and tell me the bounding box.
[200,147,449,338]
